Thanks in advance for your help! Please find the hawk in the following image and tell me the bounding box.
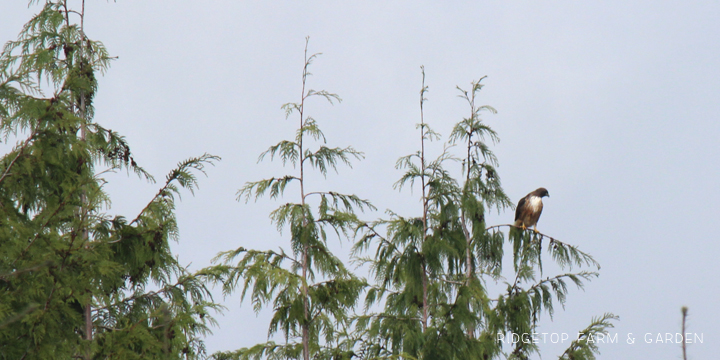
[514,187,549,233]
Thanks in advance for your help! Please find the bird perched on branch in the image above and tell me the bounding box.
[513,187,549,233]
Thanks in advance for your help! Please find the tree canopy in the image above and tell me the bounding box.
[206,46,615,360]
[0,2,219,359]
[0,3,616,360]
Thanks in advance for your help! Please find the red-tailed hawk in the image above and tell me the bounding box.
[514,187,549,232]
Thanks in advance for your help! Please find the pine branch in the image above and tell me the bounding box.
[0,304,40,330]
[258,140,299,166]
[237,175,300,202]
[305,191,375,212]
[0,261,53,280]
[302,145,363,177]
[130,153,219,225]
[212,247,301,269]
[94,276,193,312]
[558,313,619,360]
[10,184,83,267]
[487,224,600,269]
[0,130,35,184]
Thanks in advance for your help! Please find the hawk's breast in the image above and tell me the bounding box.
[528,196,542,212]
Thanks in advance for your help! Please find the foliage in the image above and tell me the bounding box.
[0,2,219,359]
[1,3,616,359]
[206,38,373,360]
[209,53,615,360]
[350,70,616,360]
[558,313,618,360]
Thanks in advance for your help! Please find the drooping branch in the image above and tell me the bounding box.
[0,131,36,185]
[130,153,219,225]
[487,223,599,270]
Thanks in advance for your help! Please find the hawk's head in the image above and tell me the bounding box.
[533,187,549,198]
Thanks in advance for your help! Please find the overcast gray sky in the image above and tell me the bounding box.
[2,1,719,359]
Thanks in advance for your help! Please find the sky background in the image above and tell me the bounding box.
[2,1,719,359]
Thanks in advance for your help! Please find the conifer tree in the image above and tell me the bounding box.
[0,2,219,358]
[207,38,372,360]
[352,69,616,360]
